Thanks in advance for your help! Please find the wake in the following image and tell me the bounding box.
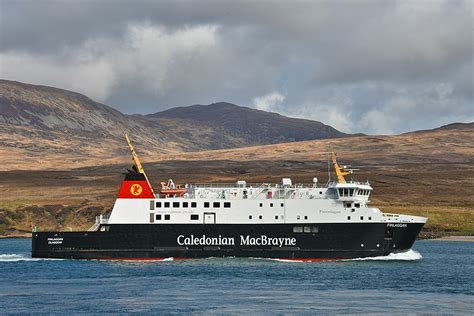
[0,253,63,262]
[346,249,422,261]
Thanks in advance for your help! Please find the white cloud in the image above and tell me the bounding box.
[0,24,219,102]
[253,91,285,111]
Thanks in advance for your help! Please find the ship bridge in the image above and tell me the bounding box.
[328,181,372,202]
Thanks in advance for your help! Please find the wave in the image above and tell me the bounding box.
[0,254,63,262]
[346,249,423,261]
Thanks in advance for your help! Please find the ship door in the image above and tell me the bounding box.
[204,212,216,224]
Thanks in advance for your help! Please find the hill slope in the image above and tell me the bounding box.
[0,80,350,169]
[149,103,348,148]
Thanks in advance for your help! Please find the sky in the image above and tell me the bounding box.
[0,0,472,134]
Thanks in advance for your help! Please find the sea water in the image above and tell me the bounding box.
[0,239,472,314]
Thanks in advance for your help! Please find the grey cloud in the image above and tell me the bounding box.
[0,0,472,134]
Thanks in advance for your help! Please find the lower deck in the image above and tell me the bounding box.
[32,222,424,260]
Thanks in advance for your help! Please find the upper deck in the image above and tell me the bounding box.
[165,178,372,203]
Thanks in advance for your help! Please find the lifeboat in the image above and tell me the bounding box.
[160,179,187,197]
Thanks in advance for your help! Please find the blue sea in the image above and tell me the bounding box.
[0,239,472,314]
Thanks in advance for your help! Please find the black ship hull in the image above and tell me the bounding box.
[32,222,424,260]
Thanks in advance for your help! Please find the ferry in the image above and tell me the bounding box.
[32,134,427,261]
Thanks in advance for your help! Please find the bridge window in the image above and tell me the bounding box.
[224,202,231,208]
[349,188,354,196]
[156,214,162,220]
[156,202,162,208]
[190,214,199,220]
[191,202,197,208]
[213,202,220,208]
[204,202,210,208]
[173,202,179,208]
[165,214,170,220]
[183,202,188,208]
[164,202,170,208]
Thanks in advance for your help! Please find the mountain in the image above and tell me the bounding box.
[148,103,348,148]
[0,80,350,169]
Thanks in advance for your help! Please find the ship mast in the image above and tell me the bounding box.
[124,133,155,195]
[331,152,350,183]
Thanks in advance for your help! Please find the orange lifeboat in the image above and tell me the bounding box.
[160,179,187,197]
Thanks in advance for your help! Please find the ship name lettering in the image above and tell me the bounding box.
[240,235,296,247]
[177,235,235,246]
[387,223,407,228]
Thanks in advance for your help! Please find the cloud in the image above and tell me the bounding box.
[253,92,285,111]
[0,0,472,133]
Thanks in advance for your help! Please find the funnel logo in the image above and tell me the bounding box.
[130,184,143,196]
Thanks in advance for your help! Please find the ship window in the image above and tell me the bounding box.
[259,215,262,220]
[183,202,188,208]
[259,203,263,207]
[304,226,311,233]
[275,215,278,220]
[224,202,231,208]
[338,188,343,196]
[270,203,273,207]
[349,188,354,196]
[204,202,210,208]
[343,188,349,196]
[281,203,284,207]
[312,226,319,233]
[355,203,360,208]
[190,214,199,220]
[360,216,364,220]
[173,202,179,208]
[249,215,252,219]
[304,216,308,220]
[297,215,300,220]
[347,216,351,220]
[150,200,155,210]
[164,202,170,208]
[191,202,197,208]
[344,202,351,208]
[213,202,220,208]
[369,217,372,220]
[156,214,162,220]
[293,226,303,233]
[319,191,323,194]
[156,202,162,208]
[165,214,170,220]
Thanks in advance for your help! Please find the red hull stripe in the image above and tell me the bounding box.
[96,257,188,261]
[93,257,341,262]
